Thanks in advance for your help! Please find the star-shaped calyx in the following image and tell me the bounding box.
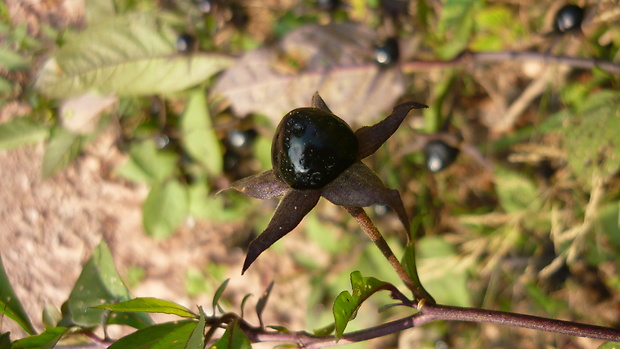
[222,93,427,273]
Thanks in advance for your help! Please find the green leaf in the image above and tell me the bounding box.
[313,323,335,336]
[212,279,230,315]
[41,127,82,179]
[494,167,540,213]
[180,89,223,176]
[11,327,67,349]
[0,255,36,334]
[93,298,197,318]
[209,320,251,349]
[61,241,152,329]
[416,237,471,307]
[332,271,398,340]
[0,332,10,348]
[562,92,620,188]
[42,305,62,328]
[85,0,116,23]
[435,0,482,59]
[116,140,178,184]
[401,244,434,303]
[108,320,197,349]
[240,294,252,318]
[188,181,249,221]
[142,179,188,239]
[598,342,620,349]
[0,117,49,150]
[35,12,234,98]
[185,307,207,349]
[0,47,29,70]
[0,76,12,94]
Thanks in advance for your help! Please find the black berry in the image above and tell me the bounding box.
[374,37,400,67]
[424,140,459,172]
[272,107,358,189]
[554,4,584,33]
[176,33,196,53]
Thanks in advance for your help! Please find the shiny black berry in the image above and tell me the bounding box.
[424,140,459,173]
[272,107,358,189]
[554,4,584,33]
[374,37,400,67]
[176,33,196,53]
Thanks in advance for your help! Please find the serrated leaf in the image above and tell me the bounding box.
[185,307,207,349]
[0,255,36,334]
[0,117,48,151]
[209,320,251,349]
[61,241,152,329]
[212,279,230,315]
[494,167,540,213]
[41,127,82,178]
[108,320,197,349]
[181,89,223,176]
[116,140,178,185]
[142,180,188,239]
[35,12,234,98]
[93,298,197,318]
[11,327,67,349]
[255,281,274,328]
[332,271,399,339]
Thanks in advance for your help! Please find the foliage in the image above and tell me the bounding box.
[1,0,619,347]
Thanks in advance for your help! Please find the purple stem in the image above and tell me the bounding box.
[399,50,620,75]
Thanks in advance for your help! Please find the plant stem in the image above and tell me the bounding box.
[242,304,620,348]
[420,304,620,342]
[399,50,620,74]
[345,206,435,304]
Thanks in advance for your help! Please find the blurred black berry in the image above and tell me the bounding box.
[374,37,400,67]
[554,4,584,34]
[176,33,197,53]
[424,140,459,172]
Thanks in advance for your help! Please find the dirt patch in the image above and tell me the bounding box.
[0,129,307,341]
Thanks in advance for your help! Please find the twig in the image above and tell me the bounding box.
[241,303,620,348]
[420,304,620,342]
[345,206,435,304]
[400,50,620,75]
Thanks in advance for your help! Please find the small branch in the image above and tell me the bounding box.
[345,206,435,304]
[400,50,620,75]
[56,304,620,349]
[241,303,620,348]
[420,303,620,342]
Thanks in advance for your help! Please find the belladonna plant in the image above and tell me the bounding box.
[219,94,620,346]
[221,92,433,302]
